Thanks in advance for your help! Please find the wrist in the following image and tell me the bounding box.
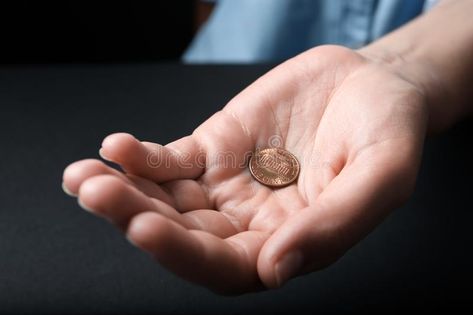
[358,44,451,134]
[358,0,473,134]
[362,43,473,135]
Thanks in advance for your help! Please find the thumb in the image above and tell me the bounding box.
[257,145,419,288]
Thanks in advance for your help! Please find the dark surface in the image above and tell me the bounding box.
[0,64,472,314]
[0,2,194,63]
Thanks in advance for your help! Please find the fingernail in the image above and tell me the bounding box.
[275,251,304,287]
[99,148,112,161]
[77,198,93,212]
[61,182,77,197]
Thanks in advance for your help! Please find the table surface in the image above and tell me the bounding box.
[0,63,472,314]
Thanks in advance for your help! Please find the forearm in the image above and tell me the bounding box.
[360,0,473,133]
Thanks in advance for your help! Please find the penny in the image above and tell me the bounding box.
[249,147,300,187]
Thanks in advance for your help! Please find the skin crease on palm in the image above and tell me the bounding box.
[62,45,429,294]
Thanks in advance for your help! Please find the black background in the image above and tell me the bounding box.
[0,1,194,63]
[0,63,472,314]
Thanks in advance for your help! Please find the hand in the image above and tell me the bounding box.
[62,45,428,294]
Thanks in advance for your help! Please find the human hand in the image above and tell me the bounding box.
[62,45,428,294]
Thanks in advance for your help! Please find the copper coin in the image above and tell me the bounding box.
[249,147,300,187]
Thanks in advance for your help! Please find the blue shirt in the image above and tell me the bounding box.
[184,0,438,63]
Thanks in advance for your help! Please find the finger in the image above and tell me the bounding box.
[62,159,175,206]
[161,179,210,212]
[99,133,205,183]
[78,174,238,238]
[183,210,241,238]
[78,174,189,230]
[127,212,268,294]
[258,141,421,288]
[63,159,127,196]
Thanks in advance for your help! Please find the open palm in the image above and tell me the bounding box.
[63,46,428,294]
